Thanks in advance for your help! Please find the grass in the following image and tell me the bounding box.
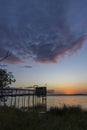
[0,105,87,130]
[48,105,82,115]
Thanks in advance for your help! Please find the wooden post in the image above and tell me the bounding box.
[32,89,35,108]
[10,89,13,106]
[23,91,26,108]
[22,90,23,108]
[14,90,17,107]
[18,90,20,108]
[28,91,30,108]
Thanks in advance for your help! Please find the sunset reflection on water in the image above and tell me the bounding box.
[47,96,87,110]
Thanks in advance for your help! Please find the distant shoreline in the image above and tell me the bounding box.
[47,94,87,96]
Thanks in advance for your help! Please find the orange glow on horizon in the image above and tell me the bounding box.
[55,88,75,94]
[54,84,87,94]
[63,89,75,94]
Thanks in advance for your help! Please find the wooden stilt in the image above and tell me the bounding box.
[18,90,20,108]
[28,91,30,108]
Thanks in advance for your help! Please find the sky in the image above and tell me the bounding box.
[0,0,87,94]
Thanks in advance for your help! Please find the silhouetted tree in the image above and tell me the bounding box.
[0,69,16,89]
[0,51,15,88]
[0,69,16,103]
[0,51,16,104]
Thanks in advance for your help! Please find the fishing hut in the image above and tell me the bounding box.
[0,85,47,111]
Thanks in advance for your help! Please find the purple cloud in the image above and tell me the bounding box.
[0,0,86,64]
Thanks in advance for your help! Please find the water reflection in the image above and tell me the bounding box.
[47,96,87,110]
[2,96,87,110]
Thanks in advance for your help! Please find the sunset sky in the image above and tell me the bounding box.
[0,0,87,94]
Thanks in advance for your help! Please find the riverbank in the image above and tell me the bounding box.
[0,106,87,130]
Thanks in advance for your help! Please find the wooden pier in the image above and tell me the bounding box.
[0,86,47,111]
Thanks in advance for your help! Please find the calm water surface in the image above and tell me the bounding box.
[5,96,87,110]
[47,96,87,110]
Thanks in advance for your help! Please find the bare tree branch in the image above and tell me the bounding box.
[0,51,11,62]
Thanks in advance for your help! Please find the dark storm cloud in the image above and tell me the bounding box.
[0,0,86,64]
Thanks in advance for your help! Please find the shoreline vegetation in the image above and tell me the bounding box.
[0,105,87,130]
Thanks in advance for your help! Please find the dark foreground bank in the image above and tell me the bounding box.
[0,106,87,130]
